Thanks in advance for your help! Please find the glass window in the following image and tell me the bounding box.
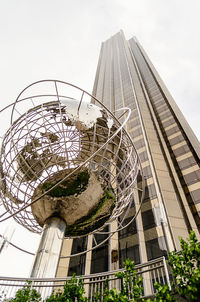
[146,238,166,261]
[160,111,171,120]
[142,165,152,179]
[178,156,197,170]
[173,144,190,157]
[169,134,184,146]
[119,244,140,267]
[162,117,176,128]
[91,244,108,273]
[119,217,137,239]
[91,226,109,274]
[68,238,87,276]
[143,183,157,201]
[134,138,145,150]
[133,127,142,137]
[154,100,165,108]
[191,189,200,204]
[142,209,156,230]
[166,125,179,137]
[129,118,140,128]
[157,104,168,114]
[139,151,148,163]
[153,95,164,102]
[183,170,200,185]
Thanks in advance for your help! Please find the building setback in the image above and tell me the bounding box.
[56,31,200,278]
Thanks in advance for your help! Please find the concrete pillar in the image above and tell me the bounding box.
[30,217,66,278]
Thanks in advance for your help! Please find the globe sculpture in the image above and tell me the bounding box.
[0,80,143,278]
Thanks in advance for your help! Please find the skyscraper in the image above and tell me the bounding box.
[56,30,200,278]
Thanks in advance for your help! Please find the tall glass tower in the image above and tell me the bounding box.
[56,30,200,278]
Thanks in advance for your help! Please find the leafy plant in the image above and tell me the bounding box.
[94,258,143,301]
[93,278,129,302]
[151,230,200,302]
[115,258,143,301]
[167,230,200,301]
[10,282,41,302]
[152,282,176,302]
[45,274,88,302]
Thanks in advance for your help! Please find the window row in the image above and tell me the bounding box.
[162,117,176,128]
[134,138,145,150]
[142,183,157,202]
[181,170,200,186]
[128,118,140,129]
[173,144,190,157]
[165,125,180,137]
[178,155,197,170]
[186,188,200,205]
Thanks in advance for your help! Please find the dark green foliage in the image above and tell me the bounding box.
[10,282,41,302]
[93,276,127,302]
[151,230,200,302]
[167,230,200,301]
[94,258,143,302]
[42,170,90,197]
[115,258,143,301]
[152,283,176,302]
[94,280,129,302]
[46,274,88,302]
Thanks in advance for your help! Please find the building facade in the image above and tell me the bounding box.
[56,31,200,278]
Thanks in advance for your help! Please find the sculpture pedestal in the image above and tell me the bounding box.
[30,217,66,278]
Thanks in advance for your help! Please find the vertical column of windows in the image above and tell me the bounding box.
[129,38,200,226]
[103,39,113,111]
[93,33,170,268]
[118,36,135,109]
[113,36,123,110]
[121,34,166,259]
[95,43,106,102]
[115,34,142,265]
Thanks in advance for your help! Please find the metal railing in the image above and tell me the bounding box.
[0,257,170,301]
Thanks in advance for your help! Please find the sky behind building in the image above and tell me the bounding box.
[0,0,200,277]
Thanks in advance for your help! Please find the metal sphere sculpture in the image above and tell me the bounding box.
[0,80,142,251]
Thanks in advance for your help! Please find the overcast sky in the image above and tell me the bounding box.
[0,0,200,277]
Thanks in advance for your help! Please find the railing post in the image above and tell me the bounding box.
[140,267,153,296]
[84,235,93,298]
[163,256,171,290]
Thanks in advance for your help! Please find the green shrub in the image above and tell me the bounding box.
[45,274,88,302]
[10,282,41,302]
